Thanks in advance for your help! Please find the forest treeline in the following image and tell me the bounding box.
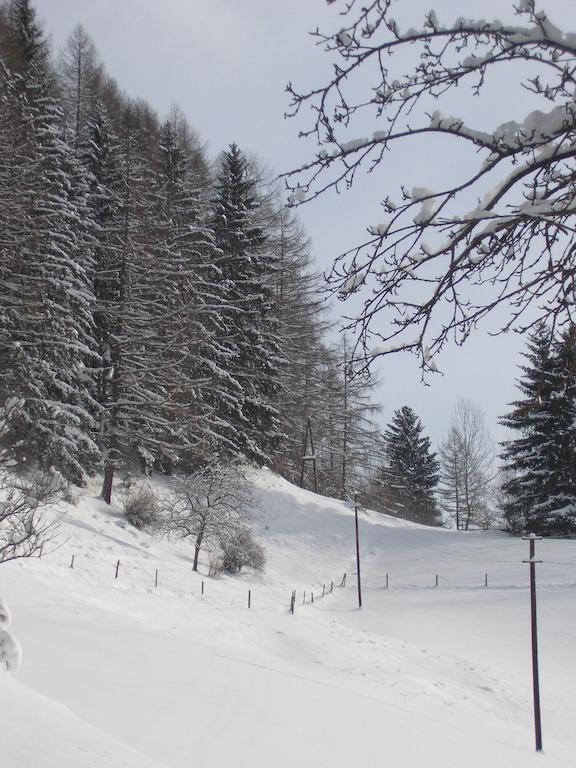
[3,2,572,538]
[0,0,386,503]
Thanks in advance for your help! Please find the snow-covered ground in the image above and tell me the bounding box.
[1,468,575,767]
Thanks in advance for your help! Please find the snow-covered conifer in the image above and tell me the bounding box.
[380,406,441,525]
[211,144,283,463]
[501,326,576,534]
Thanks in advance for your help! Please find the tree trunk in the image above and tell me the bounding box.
[193,530,204,572]
[101,461,114,504]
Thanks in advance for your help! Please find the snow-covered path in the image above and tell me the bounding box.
[1,469,575,767]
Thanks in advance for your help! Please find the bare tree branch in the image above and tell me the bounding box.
[284,0,576,374]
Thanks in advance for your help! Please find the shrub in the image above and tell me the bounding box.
[220,526,265,575]
[123,484,161,531]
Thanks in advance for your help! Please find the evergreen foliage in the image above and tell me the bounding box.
[500,326,576,536]
[0,2,384,504]
[211,144,283,464]
[380,406,441,526]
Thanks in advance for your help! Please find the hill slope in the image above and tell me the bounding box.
[1,468,575,767]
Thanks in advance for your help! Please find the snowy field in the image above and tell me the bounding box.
[1,468,575,767]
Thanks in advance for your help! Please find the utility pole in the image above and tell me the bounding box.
[300,417,318,493]
[523,533,543,753]
[354,492,362,609]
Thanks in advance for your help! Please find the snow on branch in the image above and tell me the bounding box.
[284,0,576,374]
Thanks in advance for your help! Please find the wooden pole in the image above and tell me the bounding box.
[523,534,543,752]
[386,573,389,589]
[354,494,362,609]
[435,573,438,588]
[484,572,488,588]
[69,553,74,569]
[248,590,251,609]
[155,569,158,588]
[201,580,204,596]
[115,559,120,579]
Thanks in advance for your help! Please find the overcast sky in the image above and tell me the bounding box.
[32,0,574,452]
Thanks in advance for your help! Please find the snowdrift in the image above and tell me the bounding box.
[0,467,574,767]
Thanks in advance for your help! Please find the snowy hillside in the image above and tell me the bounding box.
[1,468,575,767]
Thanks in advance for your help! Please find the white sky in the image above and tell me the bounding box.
[32,0,575,452]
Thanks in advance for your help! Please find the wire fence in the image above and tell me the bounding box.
[31,537,576,620]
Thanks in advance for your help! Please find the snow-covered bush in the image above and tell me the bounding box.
[219,525,266,575]
[0,596,10,628]
[0,597,22,673]
[0,629,22,672]
[123,484,161,531]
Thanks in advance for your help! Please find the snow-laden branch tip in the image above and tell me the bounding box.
[284,0,576,371]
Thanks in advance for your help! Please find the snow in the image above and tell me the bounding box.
[1,469,575,767]
[338,269,366,295]
[0,595,11,627]
[0,628,22,672]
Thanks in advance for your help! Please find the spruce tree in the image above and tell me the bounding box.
[381,406,440,525]
[211,144,282,463]
[500,326,576,535]
[0,0,100,483]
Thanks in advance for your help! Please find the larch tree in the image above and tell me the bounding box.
[439,400,495,531]
[285,0,576,373]
[57,25,103,151]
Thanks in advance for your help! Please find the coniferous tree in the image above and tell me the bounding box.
[266,204,332,484]
[57,25,103,151]
[380,406,440,525]
[438,401,495,531]
[0,0,100,483]
[501,326,576,535]
[211,144,283,463]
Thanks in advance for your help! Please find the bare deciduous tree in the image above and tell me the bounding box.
[439,401,495,530]
[163,464,257,572]
[0,400,62,563]
[285,1,576,372]
[0,471,62,563]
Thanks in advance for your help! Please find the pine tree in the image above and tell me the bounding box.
[381,406,440,525]
[500,326,576,535]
